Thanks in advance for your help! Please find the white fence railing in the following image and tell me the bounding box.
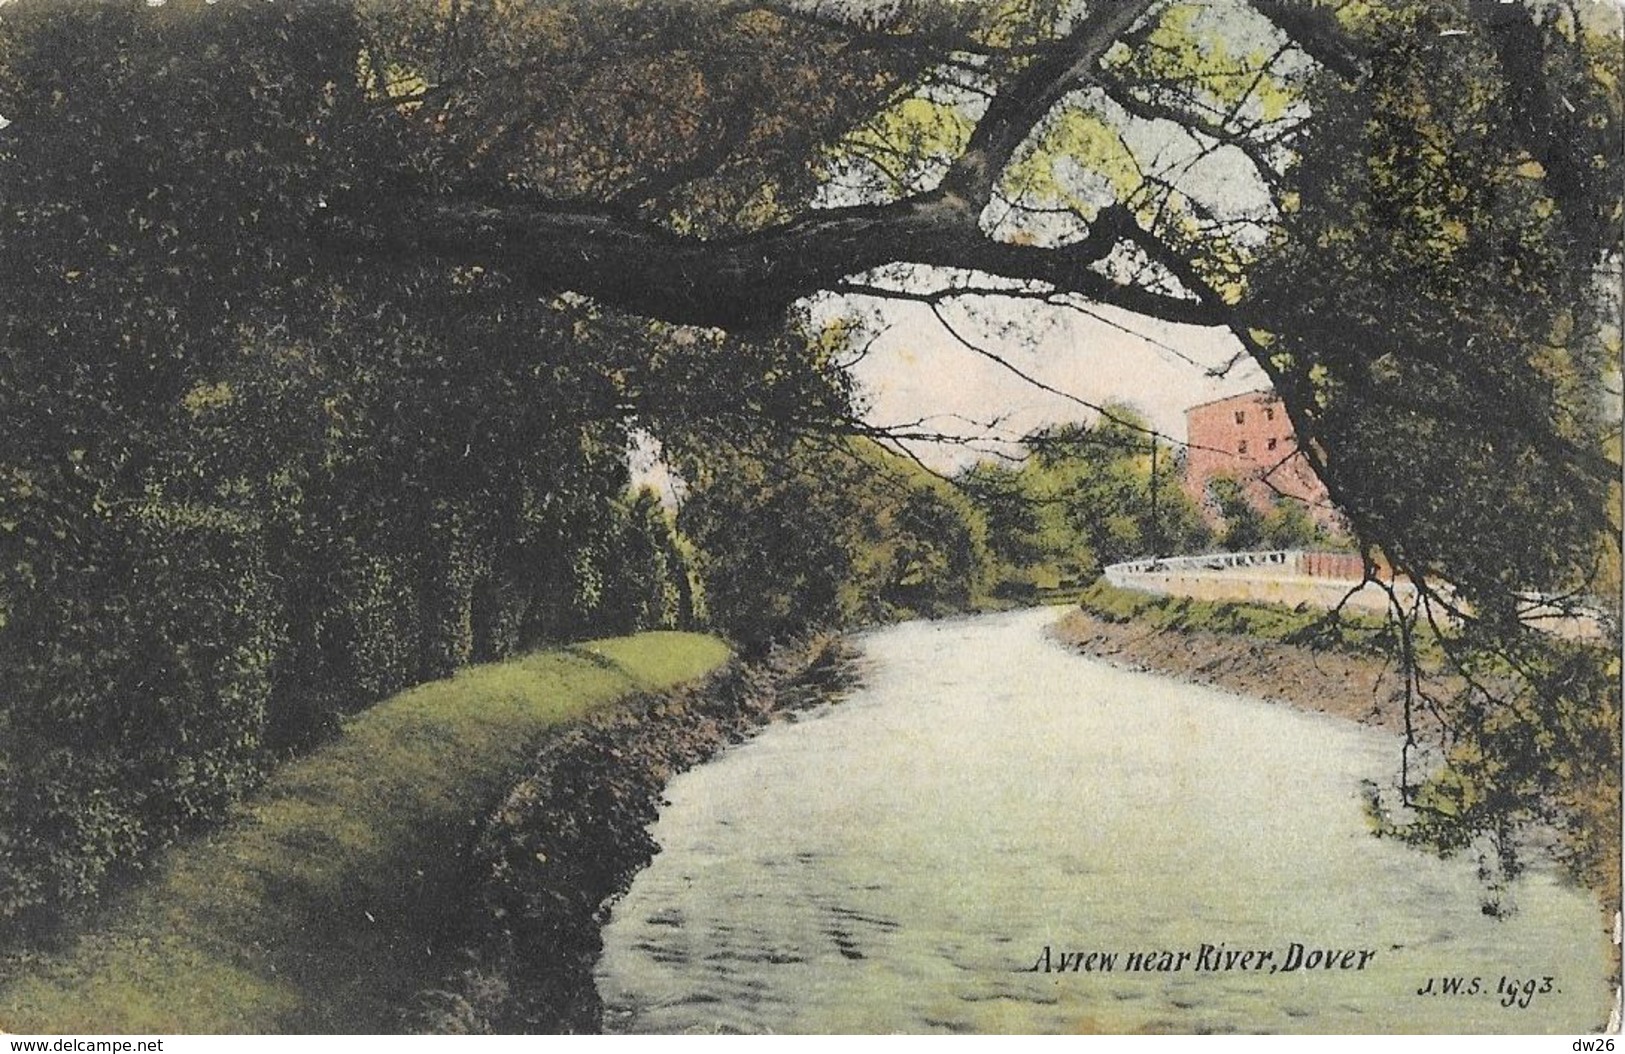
[1103,549,1301,584]
[1101,550,1613,641]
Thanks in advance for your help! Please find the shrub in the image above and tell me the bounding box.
[0,508,279,927]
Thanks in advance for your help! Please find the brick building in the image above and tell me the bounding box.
[1182,390,1339,532]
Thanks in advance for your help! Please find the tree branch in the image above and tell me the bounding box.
[940,0,1161,201]
[1248,0,1366,83]
[320,1,1227,331]
[329,189,1225,330]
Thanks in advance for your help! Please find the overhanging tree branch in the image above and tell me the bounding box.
[939,0,1160,201]
[329,189,1225,330]
[321,1,1188,330]
[1249,0,1367,82]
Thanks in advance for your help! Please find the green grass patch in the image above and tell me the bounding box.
[1077,579,1417,659]
[0,631,730,1035]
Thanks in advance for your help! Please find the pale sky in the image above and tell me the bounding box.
[839,294,1270,472]
[628,294,1267,497]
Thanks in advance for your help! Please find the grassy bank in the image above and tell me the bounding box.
[1058,581,1453,736]
[407,633,858,1034]
[0,632,730,1035]
[1075,578,1409,656]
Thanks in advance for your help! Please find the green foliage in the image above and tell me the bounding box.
[961,406,1212,595]
[0,505,282,923]
[0,1,703,928]
[355,0,934,231]
[678,437,990,652]
[1205,475,1330,554]
[846,458,989,621]
[1035,410,1212,569]
[1247,1,1619,614]
[0,0,1614,939]
[597,488,694,636]
[1207,476,1265,551]
[1078,580,1409,660]
[677,447,850,649]
[1260,494,1330,551]
[1242,0,1622,887]
[1370,625,1622,907]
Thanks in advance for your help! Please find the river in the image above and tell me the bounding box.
[594,608,1615,1034]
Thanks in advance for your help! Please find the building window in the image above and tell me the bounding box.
[1238,439,1249,454]
[1234,410,1246,424]
[1265,407,1276,421]
[1267,437,1278,451]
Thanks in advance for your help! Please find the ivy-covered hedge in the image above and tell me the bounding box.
[0,509,280,921]
[0,1,703,930]
[0,473,699,930]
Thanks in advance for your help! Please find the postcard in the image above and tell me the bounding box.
[0,0,1617,1040]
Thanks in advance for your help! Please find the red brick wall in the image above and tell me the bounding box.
[1182,390,1337,530]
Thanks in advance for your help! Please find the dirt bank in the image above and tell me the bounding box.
[405,633,858,1034]
[1050,608,1426,735]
